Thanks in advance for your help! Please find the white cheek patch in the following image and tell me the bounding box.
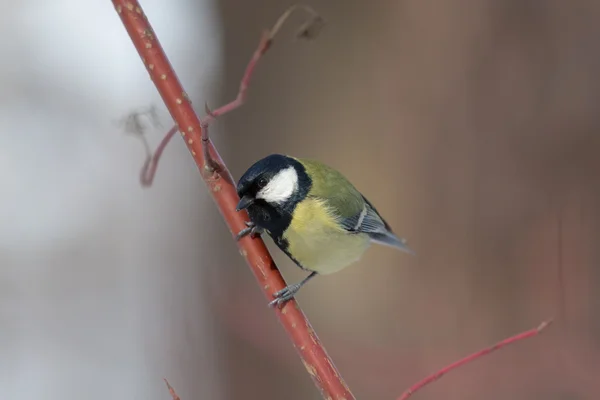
[256,166,298,204]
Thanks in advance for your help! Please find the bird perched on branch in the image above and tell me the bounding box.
[236,154,414,307]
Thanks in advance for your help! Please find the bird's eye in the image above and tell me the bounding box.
[257,177,268,188]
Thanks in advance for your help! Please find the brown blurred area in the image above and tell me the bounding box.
[209,1,600,399]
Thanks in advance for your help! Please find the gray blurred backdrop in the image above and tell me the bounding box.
[2,1,600,400]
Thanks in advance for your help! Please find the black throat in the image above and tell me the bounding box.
[246,159,311,240]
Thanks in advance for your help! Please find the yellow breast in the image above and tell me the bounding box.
[283,198,371,275]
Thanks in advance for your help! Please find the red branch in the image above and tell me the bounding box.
[111,2,352,399]
[164,379,180,400]
[398,320,553,400]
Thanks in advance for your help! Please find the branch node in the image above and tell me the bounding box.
[204,101,216,119]
[199,103,219,173]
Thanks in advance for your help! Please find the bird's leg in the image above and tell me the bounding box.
[236,221,264,241]
[269,271,318,308]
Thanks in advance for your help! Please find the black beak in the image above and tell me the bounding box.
[236,194,255,211]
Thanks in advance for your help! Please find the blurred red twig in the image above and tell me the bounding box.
[164,379,180,400]
[111,2,352,399]
[398,320,553,400]
[139,124,177,186]
[112,1,552,399]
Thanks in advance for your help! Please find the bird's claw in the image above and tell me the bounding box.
[268,284,301,308]
[236,221,264,241]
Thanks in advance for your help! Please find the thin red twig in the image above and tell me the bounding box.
[140,125,177,186]
[112,2,352,399]
[133,4,323,184]
[398,319,553,400]
[163,379,180,400]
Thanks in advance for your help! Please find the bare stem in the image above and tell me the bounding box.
[163,379,180,400]
[200,102,219,173]
[140,125,178,186]
[397,319,553,400]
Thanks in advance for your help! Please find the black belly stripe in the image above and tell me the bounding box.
[270,233,309,271]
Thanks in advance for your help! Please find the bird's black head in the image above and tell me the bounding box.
[236,154,311,232]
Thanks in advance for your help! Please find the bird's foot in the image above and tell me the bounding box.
[268,283,302,308]
[236,221,264,241]
[268,271,317,308]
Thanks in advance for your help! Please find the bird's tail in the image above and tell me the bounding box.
[369,232,416,256]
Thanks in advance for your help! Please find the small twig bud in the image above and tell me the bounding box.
[295,15,326,40]
[268,4,322,40]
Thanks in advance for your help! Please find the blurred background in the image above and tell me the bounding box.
[2,1,600,399]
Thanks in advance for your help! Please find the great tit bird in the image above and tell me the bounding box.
[236,154,414,307]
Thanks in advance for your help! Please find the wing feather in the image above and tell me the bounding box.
[296,157,414,255]
[340,196,415,255]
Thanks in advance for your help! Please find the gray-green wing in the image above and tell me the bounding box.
[296,157,414,255]
[350,195,415,254]
[297,157,365,218]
